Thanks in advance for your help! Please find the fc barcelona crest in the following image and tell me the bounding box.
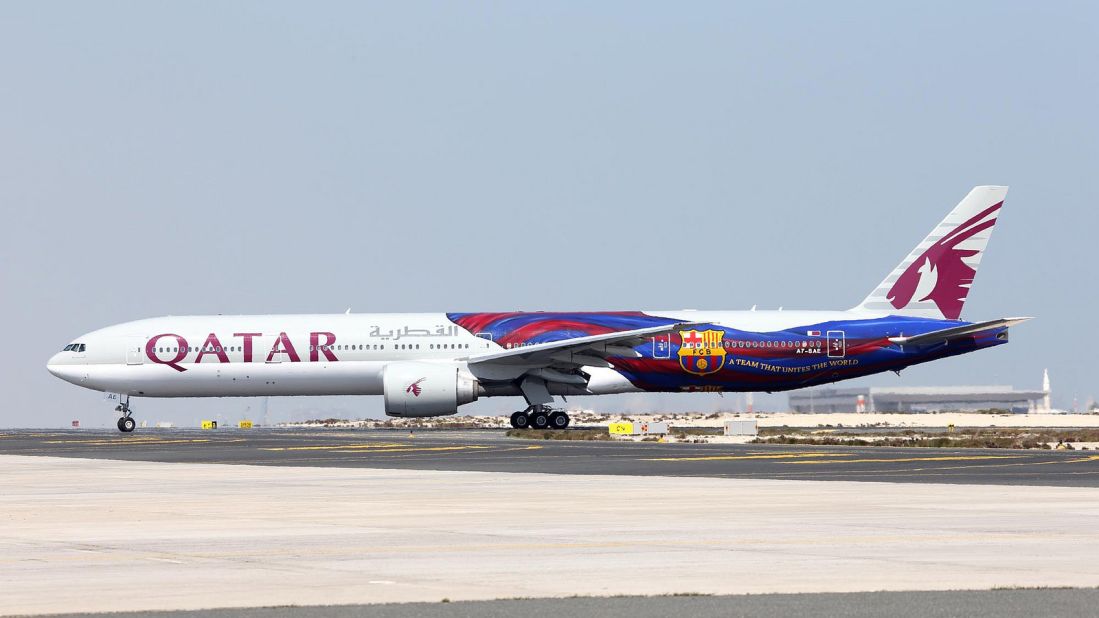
[678,329,726,376]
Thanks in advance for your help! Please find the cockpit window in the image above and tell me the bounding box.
[65,343,86,352]
[77,344,86,352]
[63,344,74,351]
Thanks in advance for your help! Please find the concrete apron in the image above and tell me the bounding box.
[2,454,1098,615]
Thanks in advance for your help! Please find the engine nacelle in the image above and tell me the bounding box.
[382,361,478,417]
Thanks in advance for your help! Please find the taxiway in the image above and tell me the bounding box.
[2,427,1099,486]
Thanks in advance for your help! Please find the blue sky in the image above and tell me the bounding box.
[1,2,1096,426]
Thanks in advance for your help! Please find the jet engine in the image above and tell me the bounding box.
[382,361,479,417]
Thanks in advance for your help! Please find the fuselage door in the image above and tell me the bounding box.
[827,330,846,358]
[126,338,143,365]
[652,334,671,359]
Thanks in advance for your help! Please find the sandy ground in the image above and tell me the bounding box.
[3,455,1099,615]
[745,412,1099,428]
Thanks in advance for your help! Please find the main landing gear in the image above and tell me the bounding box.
[115,395,136,433]
[510,405,570,430]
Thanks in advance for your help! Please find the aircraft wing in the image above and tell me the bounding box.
[888,317,1032,346]
[465,322,703,368]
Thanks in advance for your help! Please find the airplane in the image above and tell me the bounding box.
[48,186,1029,432]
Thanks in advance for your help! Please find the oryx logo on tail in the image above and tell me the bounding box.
[855,186,1008,320]
[887,201,1001,320]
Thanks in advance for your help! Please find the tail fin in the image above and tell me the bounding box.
[854,185,1008,320]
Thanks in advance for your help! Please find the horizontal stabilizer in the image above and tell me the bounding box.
[888,317,1032,346]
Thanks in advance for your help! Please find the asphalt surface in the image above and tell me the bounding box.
[37,589,1099,618]
[3,427,1099,486]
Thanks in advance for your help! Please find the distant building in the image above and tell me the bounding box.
[788,371,1051,414]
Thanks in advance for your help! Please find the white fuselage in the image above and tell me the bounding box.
[46,310,859,398]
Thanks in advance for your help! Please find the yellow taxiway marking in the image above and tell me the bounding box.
[42,438,244,446]
[782,454,1028,465]
[260,443,408,451]
[643,452,855,462]
[260,443,527,455]
[327,445,496,454]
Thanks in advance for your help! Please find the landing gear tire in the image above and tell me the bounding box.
[530,409,550,430]
[511,411,530,429]
[115,395,136,433]
[549,411,570,429]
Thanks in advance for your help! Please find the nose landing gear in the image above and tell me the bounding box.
[115,395,136,433]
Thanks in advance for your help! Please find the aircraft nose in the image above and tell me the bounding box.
[47,353,80,383]
[47,353,63,377]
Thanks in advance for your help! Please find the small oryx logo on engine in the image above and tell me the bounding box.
[406,378,426,397]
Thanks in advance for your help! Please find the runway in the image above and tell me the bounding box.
[3,427,1099,486]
